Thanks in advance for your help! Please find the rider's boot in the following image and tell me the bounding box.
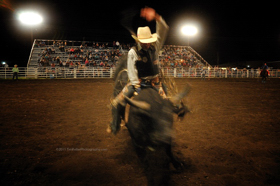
[154,81,168,98]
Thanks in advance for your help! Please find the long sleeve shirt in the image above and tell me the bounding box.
[12,67,19,73]
[127,16,169,86]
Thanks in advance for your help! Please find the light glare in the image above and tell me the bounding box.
[181,25,198,36]
[19,12,43,25]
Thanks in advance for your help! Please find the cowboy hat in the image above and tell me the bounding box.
[132,26,157,43]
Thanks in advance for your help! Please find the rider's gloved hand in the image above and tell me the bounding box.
[134,84,141,95]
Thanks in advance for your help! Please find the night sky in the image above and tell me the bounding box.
[1,0,279,67]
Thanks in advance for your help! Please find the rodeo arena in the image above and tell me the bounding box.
[1,38,280,185]
[1,8,280,186]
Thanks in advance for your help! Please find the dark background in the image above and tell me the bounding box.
[1,0,279,67]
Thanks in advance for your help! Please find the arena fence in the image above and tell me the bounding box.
[1,67,280,79]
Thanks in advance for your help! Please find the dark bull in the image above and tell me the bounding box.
[110,53,190,185]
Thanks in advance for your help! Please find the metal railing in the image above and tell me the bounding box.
[1,67,280,79]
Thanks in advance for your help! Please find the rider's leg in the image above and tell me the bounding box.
[161,82,168,96]
[110,85,134,134]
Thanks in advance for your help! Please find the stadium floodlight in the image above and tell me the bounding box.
[18,11,43,25]
[17,11,43,45]
[181,25,198,36]
[181,25,198,46]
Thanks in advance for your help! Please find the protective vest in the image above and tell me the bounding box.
[134,46,159,79]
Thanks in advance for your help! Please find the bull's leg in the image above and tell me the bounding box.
[131,139,146,163]
[110,104,125,134]
[166,144,184,171]
[146,146,171,186]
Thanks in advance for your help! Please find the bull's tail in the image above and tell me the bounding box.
[169,83,191,105]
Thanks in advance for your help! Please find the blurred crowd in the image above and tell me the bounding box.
[160,45,206,69]
[34,40,208,69]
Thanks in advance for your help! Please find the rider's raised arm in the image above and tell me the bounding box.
[155,16,169,52]
[140,7,169,52]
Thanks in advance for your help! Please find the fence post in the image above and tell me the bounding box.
[74,68,77,78]
[110,68,113,78]
[4,68,6,79]
[225,69,227,78]
[174,68,176,77]
[35,68,38,79]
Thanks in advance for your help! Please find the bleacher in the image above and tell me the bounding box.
[27,40,125,68]
[27,39,211,69]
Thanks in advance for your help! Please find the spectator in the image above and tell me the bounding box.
[59,45,64,52]
[201,67,206,81]
[51,63,55,69]
[95,54,99,60]
[262,63,268,70]
[56,56,60,64]
[69,61,74,68]
[70,47,75,54]
[113,41,116,49]
[85,58,89,66]
[12,64,19,80]
[116,41,120,49]
[51,47,55,54]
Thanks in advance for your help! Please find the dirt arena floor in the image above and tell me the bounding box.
[0,78,280,185]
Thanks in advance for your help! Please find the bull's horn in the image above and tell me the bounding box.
[124,96,151,110]
[170,83,191,105]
